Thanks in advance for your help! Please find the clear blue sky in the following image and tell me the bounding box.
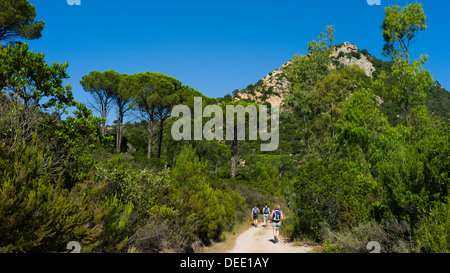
[28,0,449,121]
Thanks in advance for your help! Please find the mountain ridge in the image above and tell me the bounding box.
[221,42,450,121]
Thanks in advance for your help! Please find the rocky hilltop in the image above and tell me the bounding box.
[330,42,376,77]
[227,42,450,121]
[233,42,376,106]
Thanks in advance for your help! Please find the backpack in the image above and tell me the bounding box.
[273,209,281,222]
[253,207,259,215]
[263,207,269,214]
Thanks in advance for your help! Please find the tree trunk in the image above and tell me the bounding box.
[147,120,153,159]
[331,103,335,138]
[157,120,164,158]
[405,109,409,128]
[231,135,237,178]
[116,120,122,153]
[304,115,311,151]
[116,110,125,153]
[116,122,120,153]
[101,103,107,137]
[405,87,410,128]
[101,121,106,137]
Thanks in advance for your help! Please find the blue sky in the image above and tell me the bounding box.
[28,0,449,121]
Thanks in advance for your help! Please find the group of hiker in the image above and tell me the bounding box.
[251,204,284,243]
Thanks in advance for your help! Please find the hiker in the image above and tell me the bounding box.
[271,204,284,243]
[252,205,260,227]
[262,204,270,227]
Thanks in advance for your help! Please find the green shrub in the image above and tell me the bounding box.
[294,159,379,238]
[377,144,431,224]
[126,205,184,253]
[0,134,103,253]
[169,146,245,245]
[91,154,173,252]
[322,218,414,253]
[350,51,361,59]
[415,198,450,253]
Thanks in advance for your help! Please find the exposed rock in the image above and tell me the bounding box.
[375,95,384,106]
[234,42,376,106]
[330,42,376,77]
[234,61,291,106]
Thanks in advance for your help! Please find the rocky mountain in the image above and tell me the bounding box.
[330,42,376,77]
[232,42,377,106]
[227,42,450,121]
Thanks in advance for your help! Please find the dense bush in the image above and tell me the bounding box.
[322,218,414,253]
[0,134,103,253]
[168,146,245,245]
[415,198,450,253]
[294,158,379,238]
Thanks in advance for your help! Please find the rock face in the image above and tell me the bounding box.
[234,42,376,106]
[330,42,376,77]
[236,61,291,106]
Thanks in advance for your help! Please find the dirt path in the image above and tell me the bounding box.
[227,224,313,253]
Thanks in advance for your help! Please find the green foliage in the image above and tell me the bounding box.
[415,198,450,253]
[0,133,102,253]
[0,0,44,42]
[367,54,394,79]
[377,3,433,129]
[373,56,433,128]
[89,154,173,252]
[322,218,413,253]
[377,144,430,223]
[2,0,449,254]
[80,70,131,153]
[99,155,170,218]
[0,43,75,114]
[425,83,450,120]
[308,25,335,53]
[381,3,427,59]
[337,87,393,166]
[336,49,361,60]
[246,154,295,179]
[280,26,338,158]
[169,146,245,243]
[312,65,369,138]
[100,194,133,252]
[48,102,107,189]
[124,120,148,154]
[123,71,202,159]
[80,70,121,137]
[347,51,361,60]
[294,158,379,238]
[247,161,280,195]
[286,26,335,92]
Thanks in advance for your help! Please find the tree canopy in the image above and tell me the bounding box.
[0,43,74,115]
[0,0,45,43]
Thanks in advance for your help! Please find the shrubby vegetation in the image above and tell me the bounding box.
[1,1,449,253]
[280,3,450,253]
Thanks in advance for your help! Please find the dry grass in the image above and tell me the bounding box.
[196,222,253,253]
[290,238,323,253]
